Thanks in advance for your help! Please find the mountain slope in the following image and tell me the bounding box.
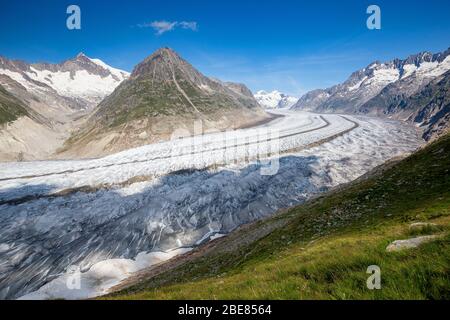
[358,70,450,141]
[107,133,450,300]
[293,49,450,114]
[254,90,298,109]
[62,48,268,158]
[292,48,450,140]
[0,54,129,110]
[0,84,28,125]
[0,83,66,161]
[293,89,330,111]
[0,54,129,161]
[408,70,450,140]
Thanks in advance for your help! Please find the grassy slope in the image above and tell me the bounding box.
[108,134,450,300]
[0,84,28,125]
[91,69,258,131]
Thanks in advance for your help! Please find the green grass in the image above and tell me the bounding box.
[92,71,243,130]
[0,84,28,125]
[106,134,450,300]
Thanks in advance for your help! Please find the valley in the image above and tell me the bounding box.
[0,109,422,299]
[1,0,449,305]
[0,47,447,301]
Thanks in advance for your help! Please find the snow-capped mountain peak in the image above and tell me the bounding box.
[0,53,130,109]
[76,52,87,58]
[254,90,298,109]
[292,47,450,113]
[90,57,130,81]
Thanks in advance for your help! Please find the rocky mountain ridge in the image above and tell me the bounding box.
[292,48,450,140]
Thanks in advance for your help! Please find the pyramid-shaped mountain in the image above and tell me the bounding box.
[62,48,268,157]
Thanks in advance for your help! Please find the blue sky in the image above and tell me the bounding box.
[1,0,449,96]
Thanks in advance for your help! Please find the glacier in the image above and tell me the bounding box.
[0,110,422,299]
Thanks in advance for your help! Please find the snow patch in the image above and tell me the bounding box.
[25,68,123,105]
[348,76,368,91]
[255,90,298,109]
[19,248,191,300]
[370,67,400,84]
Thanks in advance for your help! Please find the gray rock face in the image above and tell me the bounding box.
[386,235,441,252]
[408,71,450,140]
[294,89,330,111]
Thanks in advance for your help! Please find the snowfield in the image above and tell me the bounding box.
[0,54,129,109]
[254,90,298,109]
[0,110,422,299]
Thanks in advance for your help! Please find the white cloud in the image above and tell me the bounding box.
[138,20,198,35]
[179,21,198,31]
[150,21,177,35]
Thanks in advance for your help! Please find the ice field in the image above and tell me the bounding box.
[0,110,423,299]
